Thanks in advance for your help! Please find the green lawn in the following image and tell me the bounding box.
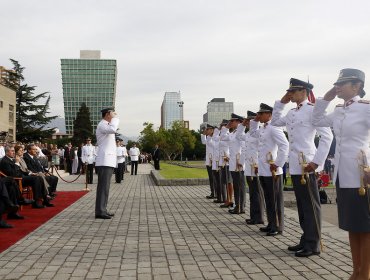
[159,162,208,179]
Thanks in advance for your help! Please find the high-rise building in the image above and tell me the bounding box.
[61,50,117,135]
[160,91,184,130]
[200,98,233,130]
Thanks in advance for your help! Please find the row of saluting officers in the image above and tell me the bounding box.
[202,69,370,279]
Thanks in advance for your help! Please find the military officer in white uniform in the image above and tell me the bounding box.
[272,78,333,257]
[115,138,127,183]
[221,113,245,214]
[237,111,265,225]
[201,124,215,199]
[219,119,233,207]
[250,103,289,236]
[211,127,223,203]
[129,143,140,175]
[312,69,370,278]
[95,108,119,219]
[82,137,96,184]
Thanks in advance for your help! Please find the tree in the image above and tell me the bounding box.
[2,59,57,142]
[72,103,93,145]
[182,130,205,160]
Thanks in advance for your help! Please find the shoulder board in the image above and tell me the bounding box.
[307,102,314,106]
[358,100,370,104]
[335,104,344,108]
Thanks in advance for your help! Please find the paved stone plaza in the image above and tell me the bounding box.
[0,164,353,280]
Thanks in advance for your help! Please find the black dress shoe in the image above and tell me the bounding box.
[7,203,19,213]
[213,200,222,203]
[259,226,271,232]
[266,230,280,236]
[95,214,112,219]
[288,244,304,252]
[32,202,45,209]
[247,220,264,225]
[229,209,240,214]
[206,195,215,199]
[220,203,233,208]
[107,212,115,217]
[7,213,24,220]
[0,220,13,228]
[19,198,34,205]
[295,249,320,257]
[43,201,55,207]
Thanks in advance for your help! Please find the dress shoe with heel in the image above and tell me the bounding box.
[206,195,215,199]
[107,212,115,217]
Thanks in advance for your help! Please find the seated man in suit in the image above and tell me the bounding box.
[23,143,58,196]
[0,146,52,208]
[0,179,19,228]
[0,178,22,224]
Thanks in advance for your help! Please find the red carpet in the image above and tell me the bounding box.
[0,191,87,253]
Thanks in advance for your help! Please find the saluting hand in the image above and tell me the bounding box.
[323,87,337,101]
[242,118,249,126]
[281,92,292,104]
[304,162,318,173]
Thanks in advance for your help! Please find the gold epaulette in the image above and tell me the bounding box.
[335,104,344,108]
[358,100,370,104]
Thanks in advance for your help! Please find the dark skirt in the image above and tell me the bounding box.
[336,180,370,232]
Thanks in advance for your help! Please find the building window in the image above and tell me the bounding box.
[9,104,14,123]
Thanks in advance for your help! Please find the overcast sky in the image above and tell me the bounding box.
[1,0,370,137]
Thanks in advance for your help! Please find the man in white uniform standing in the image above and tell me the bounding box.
[129,143,140,175]
[82,138,96,184]
[95,108,119,219]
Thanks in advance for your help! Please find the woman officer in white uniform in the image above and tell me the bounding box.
[312,69,370,280]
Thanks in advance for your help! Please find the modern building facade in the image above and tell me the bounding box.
[160,91,184,130]
[0,84,16,142]
[200,98,234,130]
[61,50,117,135]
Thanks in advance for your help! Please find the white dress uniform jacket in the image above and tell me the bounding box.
[219,129,230,167]
[116,146,128,164]
[129,147,140,161]
[95,117,120,167]
[82,144,96,165]
[220,127,244,172]
[235,124,259,177]
[201,134,214,167]
[312,96,370,189]
[211,128,221,170]
[249,120,289,176]
[272,100,333,175]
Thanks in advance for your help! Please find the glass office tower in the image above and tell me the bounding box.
[161,91,184,130]
[61,50,117,135]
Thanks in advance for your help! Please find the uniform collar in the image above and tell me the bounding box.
[344,95,360,107]
[296,99,308,110]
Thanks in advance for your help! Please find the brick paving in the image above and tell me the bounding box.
[0,164,352,280]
